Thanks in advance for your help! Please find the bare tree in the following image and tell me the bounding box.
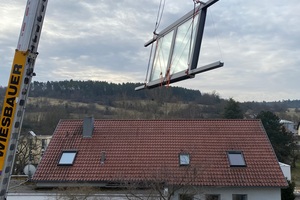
[13,134,40,175]
[122,165,204,200]
[54,187,97,200]
[53,186,117,200]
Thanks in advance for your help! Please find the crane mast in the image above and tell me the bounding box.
[0,0,48,198]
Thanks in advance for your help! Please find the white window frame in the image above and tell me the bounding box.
[135,0,223,91]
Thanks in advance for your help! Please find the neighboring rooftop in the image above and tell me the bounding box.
[33,119,287,188]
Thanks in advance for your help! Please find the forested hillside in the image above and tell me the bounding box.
[28,80,210,104]
[0,80,299,135]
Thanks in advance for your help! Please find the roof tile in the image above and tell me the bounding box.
[33,119,287,187]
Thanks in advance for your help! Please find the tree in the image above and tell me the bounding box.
[13,134,40,175]
[256,111,294,163]
[222,98,243,119]
[55,186,102,200]
[281,180,296,200]
[123,165,204,200]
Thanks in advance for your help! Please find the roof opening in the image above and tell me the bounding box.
[58,150,77,166]
[179,153,190,166]
[227,151,246,167]
[83,116,94,138]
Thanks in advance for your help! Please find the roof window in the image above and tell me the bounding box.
[58,150,77,166]
[227,151,246,167]
[179,153,190,166]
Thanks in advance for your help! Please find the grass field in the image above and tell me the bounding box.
[292,161,300,188]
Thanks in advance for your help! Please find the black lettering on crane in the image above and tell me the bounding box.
[6,97,15,108]
[8,85,18,96]
[13,64,22,75]
[1,117,10,127]
[0,127,8,138]
[0,64,22,158]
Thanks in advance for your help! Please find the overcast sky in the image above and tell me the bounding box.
[0,0,299,102]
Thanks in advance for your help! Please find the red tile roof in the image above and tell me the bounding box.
[33,119,287,187]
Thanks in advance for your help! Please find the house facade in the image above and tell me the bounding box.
[280,119,297,135]
[32,119,287,200]
[12,134,52,175]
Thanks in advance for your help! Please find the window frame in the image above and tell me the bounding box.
[179,194,194,200]
[58,150,78,166]
[227,151,246,167]
[232,194,247,200]
[206,194,220,200]
[179,153,190,166]
[135,0,223,91]
[41,139,47,149]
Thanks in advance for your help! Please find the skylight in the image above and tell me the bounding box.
[58,150,77,166]
[179,153,190,166]
[227,151,246,167]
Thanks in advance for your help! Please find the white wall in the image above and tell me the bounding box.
[7,193,126,200]
[7,187,282,200]
[279,162,291,181]
[173,186,281,200]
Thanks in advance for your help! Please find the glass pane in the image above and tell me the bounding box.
[59,152,77,165]
[180,154,190,165]
[206,194,220,200]
[233,194,247,200]
[228,152,246,166]
[150,30,174,81]
[171,16,199,74]
[180,194,194,200]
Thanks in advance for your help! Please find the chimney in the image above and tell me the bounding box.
[83,116,94,138]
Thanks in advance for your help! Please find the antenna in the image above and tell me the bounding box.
[23,164,36,179]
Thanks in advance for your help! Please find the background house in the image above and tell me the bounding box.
[13,134,52,175]
[280,119,298,135]
[32,118,287,200]
[279,162,291,181]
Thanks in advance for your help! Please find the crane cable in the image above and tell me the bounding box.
[154,0,166,34]
[144,0,166,84]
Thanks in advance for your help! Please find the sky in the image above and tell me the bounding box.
[0,0,299,102]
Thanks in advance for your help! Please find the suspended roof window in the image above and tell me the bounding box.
[227,151,246,167]
[135,0,223,91]
[58,150,77,166]
[179,153,190,166]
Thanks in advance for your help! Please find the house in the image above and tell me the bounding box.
[279,162,291,181]
[32,119,287,200]
[34,134,52,162]
[280,119,297,135]
[12,134,52,176]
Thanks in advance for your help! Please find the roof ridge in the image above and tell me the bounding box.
[60,119,261,122]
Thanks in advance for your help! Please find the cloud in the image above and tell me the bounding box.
[0,0,299,102]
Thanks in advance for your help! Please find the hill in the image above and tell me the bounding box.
[0,80,300,135]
